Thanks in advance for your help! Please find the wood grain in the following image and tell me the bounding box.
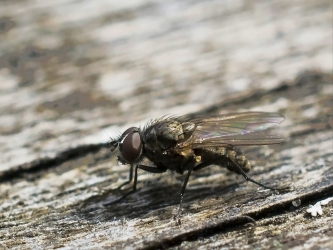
[0,0,332,249]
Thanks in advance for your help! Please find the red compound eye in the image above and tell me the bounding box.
[120,129,142,163]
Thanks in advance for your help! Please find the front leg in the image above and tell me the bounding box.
[138,165,167,173]
[116,164,134,190]
[105,164,167,206]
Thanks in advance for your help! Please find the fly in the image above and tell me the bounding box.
[109,112,287,224]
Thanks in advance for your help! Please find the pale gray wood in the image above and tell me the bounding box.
[0,0,332,249]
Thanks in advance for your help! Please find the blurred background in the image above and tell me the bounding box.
[0,0,332,172]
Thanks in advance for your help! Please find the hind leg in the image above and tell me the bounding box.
[193,156,283,191]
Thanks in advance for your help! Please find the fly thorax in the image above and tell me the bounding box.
[156,121,184,149]
[144,127,157,148]
[178,122,196,142]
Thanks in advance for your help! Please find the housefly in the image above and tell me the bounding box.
[109,112,286,224]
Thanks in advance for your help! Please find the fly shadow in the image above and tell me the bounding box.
[72,162,290,225]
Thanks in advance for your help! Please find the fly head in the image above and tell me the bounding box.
[109,127,143,164]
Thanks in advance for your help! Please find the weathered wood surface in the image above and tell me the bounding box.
[0,0,332,249]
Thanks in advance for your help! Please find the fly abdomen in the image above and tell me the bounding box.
[226,149,251,173]
[194,147,251,174]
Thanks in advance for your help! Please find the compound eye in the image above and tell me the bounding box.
[120,131,142,163]
[122,127,137,136]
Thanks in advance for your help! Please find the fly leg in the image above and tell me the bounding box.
[175,161,196,225]
[194,156,285,191]
[227,158,285,191]
[193,157,220,172]
[117,164,167,201]
[104,164,138,205]
[116,164,134,190]
[116,164,138,202]
[105,164,166,206]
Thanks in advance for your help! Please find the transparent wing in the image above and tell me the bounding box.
[177,112,285,148]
